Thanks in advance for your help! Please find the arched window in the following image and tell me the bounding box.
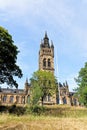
[48,94,51,102]
[9,96,14,103]
[48,59,51,67]
[27,95,30,104]
[43,95,47,101]
[62,97,67,104]
[3,95,7,103]
[16,96,19,103]
[43,58,46,67]
[21,96,25,104]
[73,98,77,106]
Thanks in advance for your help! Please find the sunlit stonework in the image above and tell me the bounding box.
[0,32,79,106]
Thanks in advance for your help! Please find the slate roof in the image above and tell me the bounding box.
[0,87,24,94]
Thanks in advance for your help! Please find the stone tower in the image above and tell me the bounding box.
[39,32,54,73]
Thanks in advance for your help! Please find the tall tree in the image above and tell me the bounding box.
[30,70,57,105]
[75,62,87,106]
[0,26,23,88]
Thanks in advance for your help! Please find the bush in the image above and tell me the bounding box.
[0,106,8,113]
[25,105,45,115]
[9,105,26,116]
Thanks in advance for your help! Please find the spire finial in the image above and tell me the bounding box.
[45,31,48,38]
[43,31,49,47]
[26,78,28,84]
[51,40,54,48]
[65,81,68,88]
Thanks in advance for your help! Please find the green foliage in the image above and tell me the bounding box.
[0,26,23,88]
[0,105,25,115]
[25,105,45,115]
[31,84,42,105]
[75,62,87,106]
[31,105,45,115]
[30,70,57,105]
[9,105,25,115]
[0,105,8,113]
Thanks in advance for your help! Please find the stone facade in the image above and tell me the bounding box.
[0,32,78,106]
[58,82,79,106]
[39,32,54,73]
[39,32,56,105]
[0,79,30,106]
[38,32,79,106]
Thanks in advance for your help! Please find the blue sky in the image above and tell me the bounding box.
[0,0,87,91]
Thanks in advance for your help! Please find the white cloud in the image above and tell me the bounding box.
[0,0,44,17]
[0,0,74,27]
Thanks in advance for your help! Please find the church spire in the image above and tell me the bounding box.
[26,78,28,83]
[25,78,29,87]
[45,31,48,38]
[39,32,55,73]
[51,40,54,48]
[43,31,49,47]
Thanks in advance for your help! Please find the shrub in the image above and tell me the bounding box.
[9,105,26,116]
[25,105,45,115]
[0,105,8,113]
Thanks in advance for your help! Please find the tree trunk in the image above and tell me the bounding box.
[41,96,44,106]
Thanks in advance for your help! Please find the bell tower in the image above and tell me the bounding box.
[39,32,54,73]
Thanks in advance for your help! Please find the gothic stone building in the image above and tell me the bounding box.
[39,32,79,106]
[0,79,30,106]
[0,32,78,106]
[38,32,56,105]
[39,32,54,73]
[58,82,79,106]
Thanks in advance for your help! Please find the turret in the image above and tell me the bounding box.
[43,32,50,48]
[51,40,54,48]
[24,78,30,94]
[65,81,69,88]
[39,32,54,73]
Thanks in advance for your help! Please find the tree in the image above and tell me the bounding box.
[0,26,23,88]
[75,62,87,106]
[30,70,57,105]
[31,84,42,105]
